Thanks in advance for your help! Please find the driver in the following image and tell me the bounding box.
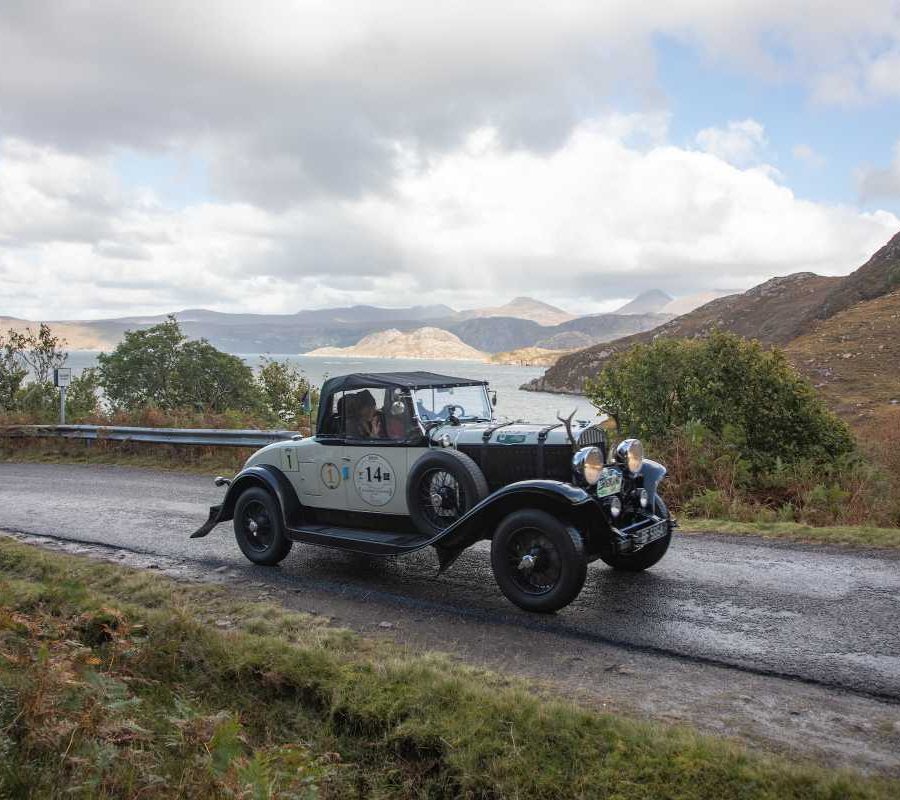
[346,390,384,438]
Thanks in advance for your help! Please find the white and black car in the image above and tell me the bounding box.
[192,372,673,612]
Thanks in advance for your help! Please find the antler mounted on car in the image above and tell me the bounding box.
[556,408,577,451]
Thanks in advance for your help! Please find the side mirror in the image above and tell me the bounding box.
[491,391,498,407]
[389,400,406,416]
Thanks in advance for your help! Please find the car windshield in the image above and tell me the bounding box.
[413,385,491,423]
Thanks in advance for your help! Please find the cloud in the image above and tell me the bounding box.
[2,122,897,319]
[0,2,898,208]
[792,144,825,169]
[857,141,900,201]
[695,119,768,166]
[1,4,899,319]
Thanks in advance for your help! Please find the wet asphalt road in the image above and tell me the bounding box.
[2,462,899,699]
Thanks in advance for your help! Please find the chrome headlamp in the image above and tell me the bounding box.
[572,446,603,486]
[615,438,644,475]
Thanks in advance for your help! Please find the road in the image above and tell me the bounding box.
[1,462,899,772]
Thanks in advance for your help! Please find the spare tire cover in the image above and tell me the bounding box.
[406,448,489,537]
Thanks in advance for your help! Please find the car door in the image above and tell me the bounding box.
[341,385,412,516]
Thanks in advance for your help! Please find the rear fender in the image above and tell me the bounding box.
[433,480,603,572]
[190,465,301,538]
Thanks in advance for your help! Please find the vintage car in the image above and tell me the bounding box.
[192,371,673,612]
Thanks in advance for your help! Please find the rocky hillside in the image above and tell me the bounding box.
[524,232,900,397]
[785,290,900,418]
[489,347,573,367]
[304,327,487,361]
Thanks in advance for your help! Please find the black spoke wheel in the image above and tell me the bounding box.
[491,509,587,613]
[407,449,488,536]
[418,468,468,529]
[233,487,293,565]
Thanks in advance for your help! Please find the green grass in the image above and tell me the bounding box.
[0,538,897,799]
[679,518,900,549]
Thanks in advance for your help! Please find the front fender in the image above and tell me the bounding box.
[432,480,599,572]
[190,465,301,538]
[638,458,667,506]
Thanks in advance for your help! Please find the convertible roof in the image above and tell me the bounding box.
[316,372,487,431]
[321,371,486,394]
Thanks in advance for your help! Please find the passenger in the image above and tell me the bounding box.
[345,390,384,438]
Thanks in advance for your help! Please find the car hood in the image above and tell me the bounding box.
[432,419,605,448]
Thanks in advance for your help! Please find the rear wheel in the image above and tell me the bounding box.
[490,509,587,613]
[233,487,293,565]
[407,449,489,536]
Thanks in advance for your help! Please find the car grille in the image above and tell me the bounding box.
[577,425,606,452]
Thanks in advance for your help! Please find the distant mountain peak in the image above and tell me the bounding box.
[462,296,575,326]
[614,289,673,315]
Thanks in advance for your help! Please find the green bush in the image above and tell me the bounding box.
[97,317,266,414]
[586,330,854,472]
[257,356,318,427]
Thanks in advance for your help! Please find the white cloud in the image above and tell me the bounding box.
[867,49,900,98]
[2,125,897,319]
[696,119,768,166]
[857,141,900,201]
[792,143,825,168]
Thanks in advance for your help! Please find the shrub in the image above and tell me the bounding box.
[257,357,318,427]
[586,330,854,473]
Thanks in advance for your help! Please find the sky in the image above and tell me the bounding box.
[1,1,900,320]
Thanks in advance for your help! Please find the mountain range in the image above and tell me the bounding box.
[524,230,900,420]
[1,296,682,357]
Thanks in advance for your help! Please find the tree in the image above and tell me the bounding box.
[66,367,101,420]
[585,330,854,471]
[0,332,28,411]
[0,324,67,414]
[97,317,264,413]
[257,357,317,426]
[97,317,185,410]
[172,340,262,412]
[14,323,67,384]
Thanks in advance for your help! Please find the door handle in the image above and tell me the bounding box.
[341,457,351,462]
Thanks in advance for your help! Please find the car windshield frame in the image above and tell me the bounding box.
[412,384,493,424]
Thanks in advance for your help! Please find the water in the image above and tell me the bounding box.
[65,352,594,425]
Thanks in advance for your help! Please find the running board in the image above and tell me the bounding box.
[285,524,433,556]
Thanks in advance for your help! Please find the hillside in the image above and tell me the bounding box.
[525,272,840,393]
[785,290,900,417]
[489,347,573,366]
[524,232,900,397]
[304,327,487,361]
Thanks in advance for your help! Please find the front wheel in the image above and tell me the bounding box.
[490,509,587,613]
[233,487,293,565]
[599,498,672,571]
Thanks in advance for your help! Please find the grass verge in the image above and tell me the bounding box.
[0,437,247,476]
[1,538,898,799]
[680,518,900,550]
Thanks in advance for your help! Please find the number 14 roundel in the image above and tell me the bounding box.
[353,453,395,507]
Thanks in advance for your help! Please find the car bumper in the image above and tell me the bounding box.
[612,513,670,554]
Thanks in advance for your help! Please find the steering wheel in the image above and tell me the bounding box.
[438,403,466,420]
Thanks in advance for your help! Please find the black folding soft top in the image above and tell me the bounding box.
[317,371,487,430]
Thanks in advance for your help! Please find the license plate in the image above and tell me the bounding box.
[631,519,668,549]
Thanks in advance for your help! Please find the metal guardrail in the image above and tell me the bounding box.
[0,424,300,448]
